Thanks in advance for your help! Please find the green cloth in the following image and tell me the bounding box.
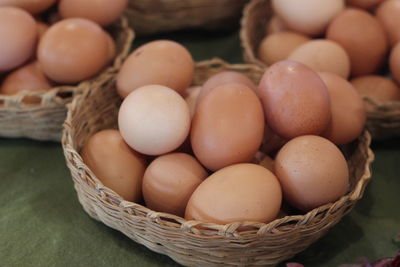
[1,30,399,267]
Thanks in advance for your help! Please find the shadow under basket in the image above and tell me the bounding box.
[62,58,374,266]
[0,17,134,142]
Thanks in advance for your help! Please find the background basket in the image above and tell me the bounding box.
[0,17,134,142]
[62,58,374,267]
[126,0,249,36]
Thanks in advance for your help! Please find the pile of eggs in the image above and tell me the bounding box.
[0,0,127,103]
[258,0,400,109]
[82,39,363,225]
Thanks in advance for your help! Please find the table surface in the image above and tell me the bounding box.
[1,28,399,267]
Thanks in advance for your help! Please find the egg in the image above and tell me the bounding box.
[1,61,53,104]
[191,83,264,171]
[142,153,207,217]
[266,16,288,35]
[81,129,147,203]
[0,0,57,14]
[258,60,331,139]
[118,85,191,156]
[351,75,400,108]
[288,40,351,79]
[326,8,388,77]
[376,0,400,47]
[198,71,257,102]
[318,72,366,145]
[36,21,49,39]
[347,0,385,10]
[258,31,310,66]
[261,125,287,154]
[272,0,344,36]
[259,154,275,173]
[117,40,194,98]
[104,32,116,63]
[184,86,201,118]
[59,0,128,27]
[275,135,349,211]
[185,163,282,224]
[390,43,400,85]
[0,7,37,72]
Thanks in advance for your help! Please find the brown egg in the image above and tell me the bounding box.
[275,135,349,211]
[288,40,351,79]
[36,21,49,39]
[185,163,282,224]
[376,0,400,47]
[198,71,257,102]
[117,40,194,98]
[142,153,207,217]
[258,31,310,66]
[38,18,109,84]
[318,72,366,145]
[351,75,400,108]
[272,0,345,36]
[104,32,116,63]
[118,85,191,156]
[59,0,128,26]
[261,125,287,154]
[326,8,388,77]
[0,0,57,14]
[347,0,385,10]
[259,154,275,173]
[390,43,400,85]
[184,86,201,118]
[0,7,37,72]
[266,16,288,35]
[1,61,53,104]
[81,129,147,203]
[258,60,331,139]
[191,83,264,171]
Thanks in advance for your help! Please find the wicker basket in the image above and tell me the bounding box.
[62,58,374,267]
[126,0,249,35]
[0,17,133,142]
[240,0,400,140]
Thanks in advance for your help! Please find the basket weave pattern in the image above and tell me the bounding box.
[62,58,374,266]
[0,17,134,141]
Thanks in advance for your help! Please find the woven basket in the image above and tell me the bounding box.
[62,58,374,267]
[0,17,133,142]
[126,0,249,35]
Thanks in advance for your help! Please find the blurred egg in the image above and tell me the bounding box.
[0,7,37,72]
[104,31,116,63]
[38,18,109,84]
[326,8,388,76]
[258,31,310,66]
[191,83,264,171]
[1,61,53,104]
[275,135,349,211]
[118,85,191,156]
[318,72,366,145]
[36,21,49,39]
[59,0,127,27]
[288,39,351,79]
[142,153,207,217]
[258,60,331,139]
[272,0,344,36]
[266,16,288,35]
[81,129,147,203]
[376,0,400,46]
[347,0,385,10]
[185,163,282,224]
[117,40,194,98]
[390,43,400,85]
[351,75,400,108]
[0,0,57,14]
[184,86,201,118]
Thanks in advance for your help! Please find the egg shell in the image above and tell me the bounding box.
[191,83,264,171]
[38,18,109,84]
[118,85,191,156]
[390,43,400,85]
[142,153,207,217]
[258,31,310,66]
[347,0,385,10]
[272,0,344,36]
[116,40,194,98]
[326,8,388,77]
[0,7,37,72]
[288,39,351,79]
[376,0,400,47]
[318,72,366,145]
[184,86,202,118]
[59,0,127,27]
[0,0,57,14]
[275,135,349,211]
[185,163,282,224]
[258,60,331,139]
[266,16,288,35]
[81,129,147,203]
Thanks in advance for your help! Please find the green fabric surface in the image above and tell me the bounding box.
[1,29,399,267]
